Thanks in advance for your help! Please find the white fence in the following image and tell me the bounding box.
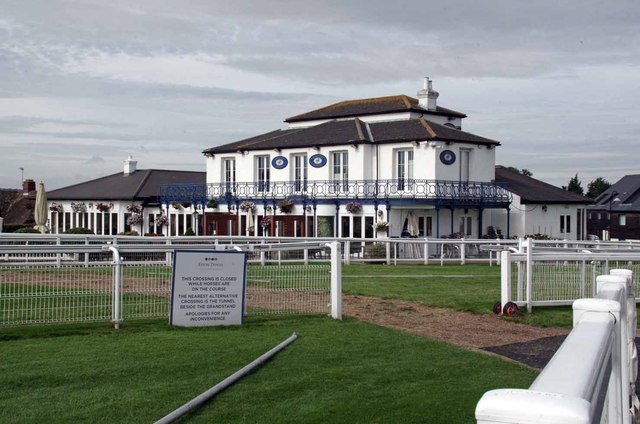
[500,239,640,312]
[0,241,341,328]
[477,270,639,424]
[3,233,640,266]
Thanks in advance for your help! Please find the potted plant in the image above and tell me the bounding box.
[180,201,192,209]
[95,202,111,213]
[171,202,182,210]
[49,203,63,213]
[127,204,142,214]
[277,198,294,214]
[154,214,168,226]
[71,202,87,213]
[346,201,362,214]
[239,201,256,212]
[374,220,389,232]
[126,213,143,226]
[206,199,219,209]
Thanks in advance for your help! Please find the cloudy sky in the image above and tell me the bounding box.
[1,0,639,190]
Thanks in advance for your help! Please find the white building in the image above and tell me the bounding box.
[489,166,591,239]
[164,78,516,240]
[47,157,206,236]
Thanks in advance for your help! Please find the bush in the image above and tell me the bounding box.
[183,228,195,236]
[2,224,35,233]
[14,227,40,234]
[118,231,140,236]
[364,243,386,258]
[63,227,95,235]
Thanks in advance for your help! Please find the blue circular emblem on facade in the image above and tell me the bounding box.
[309,154,327,168]
[272,156,288,169]
[440,150,456,165]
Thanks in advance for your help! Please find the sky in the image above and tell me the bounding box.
[1,0,639,190]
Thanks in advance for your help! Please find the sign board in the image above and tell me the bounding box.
[170,250,247,327]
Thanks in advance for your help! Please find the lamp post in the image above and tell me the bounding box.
[608,190,619,240]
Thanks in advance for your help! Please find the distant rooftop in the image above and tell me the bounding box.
[494,166,591,204]
[285,94,466,123]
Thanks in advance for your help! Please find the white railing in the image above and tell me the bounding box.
[5,234,640,266]
[477,270,638,424]
[0,241,342,328]
[500,239,640,312]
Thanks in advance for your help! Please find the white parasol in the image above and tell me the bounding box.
[33,182,48,234]
[407,211,419,237]
[246,211,254,235]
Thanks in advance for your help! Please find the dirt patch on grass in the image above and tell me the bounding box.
[343,295,568,352]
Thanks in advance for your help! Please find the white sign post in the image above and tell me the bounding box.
[170,250,247,327]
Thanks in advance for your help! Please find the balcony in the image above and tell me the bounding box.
[161,179,511,209]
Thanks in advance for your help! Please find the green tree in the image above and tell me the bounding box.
[586,177,611,199]
[562,174,584,196]
[506,167,533,177]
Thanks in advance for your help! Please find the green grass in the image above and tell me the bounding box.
[343,264,500,314]
[342,264,580,328]
[0,317,536,424]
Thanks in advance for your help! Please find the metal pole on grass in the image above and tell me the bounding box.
[154,332,300,424]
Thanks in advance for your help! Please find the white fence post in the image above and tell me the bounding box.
[500,251,512,313]
[460,240,466,265]
[525,238,533,313]
[108,246,122,329]
[329,241,342,320]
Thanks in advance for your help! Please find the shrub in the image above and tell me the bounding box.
[183,227,195,236]
[63,227,94,235]
[2,224,35,233]
[364,243,386,258]
[14,227,40,234]
[118,231,140,236]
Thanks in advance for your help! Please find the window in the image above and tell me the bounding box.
[560,215,571,233]
[292,153,307,192]
[255,155,270,192]
[331,151,348,192]
[619,215,626,226]
[395,149,414,190]
[459,149,471,182]
[223,158,236,193]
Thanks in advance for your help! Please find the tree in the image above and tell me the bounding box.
[506,167,533,177]
[586,177,611,199]
[562,174,584,196]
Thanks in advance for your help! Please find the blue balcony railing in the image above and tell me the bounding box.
[160,179,511,208]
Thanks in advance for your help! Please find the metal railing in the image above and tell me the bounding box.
[0,241,341,328]
[160,178,512,206]
[477,270,638,423]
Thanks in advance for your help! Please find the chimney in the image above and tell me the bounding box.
[417,77,439,111]
[22,179,36,196]
[123,156,137,176]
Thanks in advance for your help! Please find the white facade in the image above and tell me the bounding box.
[485,193,587,239]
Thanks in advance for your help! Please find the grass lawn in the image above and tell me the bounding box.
[0,317,536,424]
[342,264,580,327]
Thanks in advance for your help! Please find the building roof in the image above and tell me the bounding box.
[203,117,498,154]
[47,169,206,204]
[285,95,467,123]
[0,190,35,225]
[588,174,640,212]
[494,166,592,205]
